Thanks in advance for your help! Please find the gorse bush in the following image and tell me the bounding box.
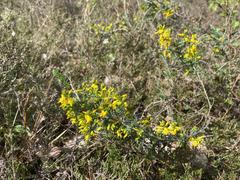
[59,81,130,140]
[59,80,205,150]
[155,26,201,62]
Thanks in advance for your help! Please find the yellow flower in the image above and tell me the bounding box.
[111,124,116,131]
[84,134,91,141]
[116,128,128,139]
[66,111,77,124]
[140,119,150,125]
[213,47,220,53]
[107,123,116,131]
[107,124,111,131]
[162,128,170,135]
[105,23,113,32]
[58,92,74,109]
[124,102,128,109]
[189,135,204,148]
[155,121,181,136]
[122,94,128,100]
[163,9,174,18]
[99,110,107,118]
[91,83,98,90]
[168,123,181,135]
[111,100,121,109]
[184,44,197,59]
[84,113,92,123]
[178,33,185,37]
[189,34,199,44]
[155,25,172,57]
[134,128,144,140]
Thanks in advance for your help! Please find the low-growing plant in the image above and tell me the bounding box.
[58,80,205,155]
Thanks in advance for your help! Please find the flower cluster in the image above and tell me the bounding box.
[189,135,205,148]
[155,121,181,136]
[161,0,175,19]
[59,91,74,110]
[91,22,113,35]
[59,81,129,140]
[163,9,174,19]
[155,25,172,58]
[178,32,201,60]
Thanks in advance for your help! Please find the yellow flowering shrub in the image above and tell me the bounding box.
[59,80,204,148]
[178,32,201,61]
[155,26,201,59]
[59,81,129,140]
[152,3,202,65]
[155,25,172,58]
[155,25,202,62]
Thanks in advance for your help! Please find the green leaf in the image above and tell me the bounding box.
[52,69,70,88]
[13,125,27,134]
[209,2,218,11]
[232,20,240,29]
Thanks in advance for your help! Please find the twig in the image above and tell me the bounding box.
[194,67,213,134]
[50,128,69,145]
[12,91,21,127]
[68,78,81,102]
[195,68,212,116]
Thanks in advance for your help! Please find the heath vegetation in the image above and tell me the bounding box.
[0,0,240,179]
